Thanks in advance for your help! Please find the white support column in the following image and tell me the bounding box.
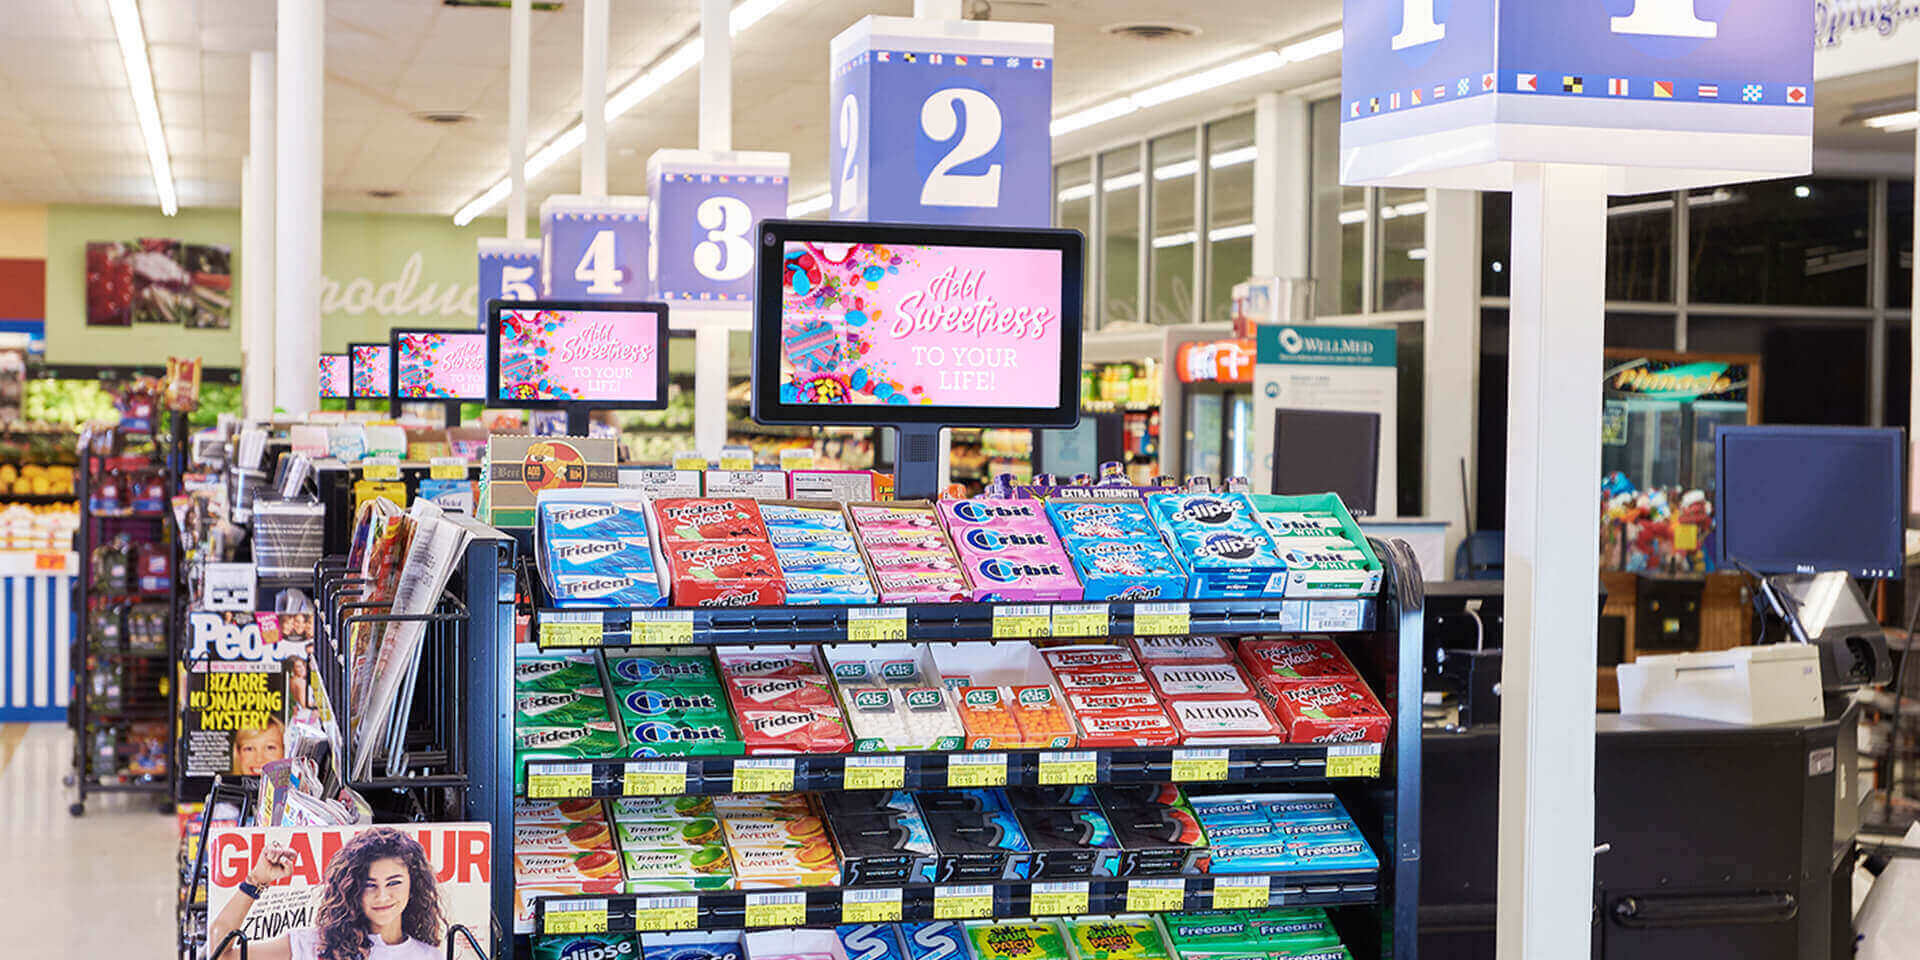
[1251,92,1310,280]
[274,0,321,416]
[244,51,275,420]
[693,0,732,459]
[580,0,609,198]
[1424,188,1480,560]
[507,0,531,239]
[1497,162,1607,960]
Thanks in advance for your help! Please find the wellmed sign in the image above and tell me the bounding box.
[1257,324,1398,367]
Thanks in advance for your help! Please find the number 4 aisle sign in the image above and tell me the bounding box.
[648,150,789,308]
[476,237,540,330]
[828,16,1053,227]
[540,195,651,299]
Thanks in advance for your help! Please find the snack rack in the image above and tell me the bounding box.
[484,536,1425,959]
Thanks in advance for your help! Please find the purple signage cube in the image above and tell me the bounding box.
[475,237,540,330]
[539,195,650,299]
[646,150,789,308]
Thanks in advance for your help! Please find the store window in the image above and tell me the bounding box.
[1605,313,1676,350]
[1102,146,1142,325]
[1891,179,1913,310]
[1606,192,1674,302]
[1149,131,1197,325]
[1686,316,1870,425]
[1481,193,1511,299]
[1688,178,1871,307]
[1056,158,1093,318]
[1206,113,1256,324]
[1378,189,1426,311]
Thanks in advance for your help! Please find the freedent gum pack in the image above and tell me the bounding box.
[1044,499,1187,601]
[535,489,668,607]
[939,499,1084,602]
[1144,493,1288,598]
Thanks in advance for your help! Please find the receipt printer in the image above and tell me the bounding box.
[1617,644,1824,726]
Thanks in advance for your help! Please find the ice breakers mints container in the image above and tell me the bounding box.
[1144,493,1288,598]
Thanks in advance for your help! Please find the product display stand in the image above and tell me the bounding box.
[497,536,1424,958]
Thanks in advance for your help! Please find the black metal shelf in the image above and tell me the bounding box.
[532,597,1376,650]
[520,742,1385,800]
[530,870,1383,936]
[0,492,77,504]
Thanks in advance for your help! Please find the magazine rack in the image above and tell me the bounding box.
[312,462,485,557]
[177,778,257,960]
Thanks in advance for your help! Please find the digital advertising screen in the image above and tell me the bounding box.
[348,343,390,399]
[392,329,486,401]
[487,300,668,409]
[753,221,1083,428]
[318,353,348,399]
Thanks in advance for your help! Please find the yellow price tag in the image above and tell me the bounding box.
[362,459,401,481]
[631,896,699,932]
[673,454,708,470]
[933,885,993,920]
[1325,744,1383,779]
[1037,751,1097,786]
[1050,604,1109,638]
[847,607,909,642]
[1125,879,1186,913]
[428,458,468,480]
[718,456,755,471]
[633,611,695,646]
[744,892,807,928]
[732,758,796,793]
[527,764,593,799]
[1133,602,1191,636]
[1170,748,1230,783]
[945,754,1008,788]
[992,605,1052,639]
[844,756,906,791]
[1029,882,1090,916]
[1212,877,1271,910]
[540,617,605,649]
[622,761,688,796]
[841,889,903,924]
[544,899,609,934]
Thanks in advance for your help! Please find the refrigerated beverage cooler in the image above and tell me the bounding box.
[1176,338,1255,481]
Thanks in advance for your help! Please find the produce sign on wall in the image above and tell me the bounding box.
[86,239,232,329]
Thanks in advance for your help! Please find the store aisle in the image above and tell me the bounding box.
[0,723,177,955]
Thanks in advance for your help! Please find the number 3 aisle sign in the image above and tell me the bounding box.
[475,237,540,330]
[647,150,790,307]
[540,195,650,299]
[829,16,1053,228]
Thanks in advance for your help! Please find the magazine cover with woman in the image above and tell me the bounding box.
[206,823,492,960]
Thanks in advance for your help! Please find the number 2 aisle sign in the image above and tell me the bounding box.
[476,237,540,329]
[828,16,1053,228]
[540,195,651,299]
[647,150,789,307]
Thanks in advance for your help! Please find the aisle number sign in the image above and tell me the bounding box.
[476,237,540,330]
[540,195,651,299]
[647,150,789,308]
[828,16,1054,227]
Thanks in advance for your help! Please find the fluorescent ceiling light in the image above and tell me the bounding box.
[1057,144,1261,202]
[1046,28,1340,140]
[787,192,831,217]
[1863,109,1919,132]
[106,0,176,215]
[1151,222,1255,249]
[1406,247,1428,260]
[1337,208,1366,225]
[1051,98,1139,138]
[454,0,792,225]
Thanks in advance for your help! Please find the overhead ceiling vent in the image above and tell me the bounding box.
[367,189,400,199]
[1103,23,1201,41]
[412,110,476,126]
[444,1,564,10]
[965,0,1050,19]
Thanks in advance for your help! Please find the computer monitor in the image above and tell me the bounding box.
[486,300,669,409]
[1035,412,1123,478]
[318,353,348,399]
[1714,425,1905,579]
[391,328,487,402]
[1271,408,1381,516]
[348,342,390,399]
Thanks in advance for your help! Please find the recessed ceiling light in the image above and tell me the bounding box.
[1103,23,1201,41]
[412,110,477,126]
[367,189,401,199]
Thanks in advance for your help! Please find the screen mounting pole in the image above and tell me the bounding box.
[894,423,944,500]
[444,401,461,428]
[566,405,592,437]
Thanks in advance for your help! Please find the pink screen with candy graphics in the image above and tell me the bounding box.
[778,242,1063,408]
[495,307,661,403]
[319,355,348,398]
[350,345,389,397]
[397,331,486,399]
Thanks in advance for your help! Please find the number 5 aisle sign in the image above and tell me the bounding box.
[540,195,650,299]
[828,16,1053,227]
[647,150,790,308]
[1339,0,1812,192]
[475,237,541,330]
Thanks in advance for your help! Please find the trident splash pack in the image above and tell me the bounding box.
[938,499,1084,602]
[652,499,787,607]
[1043,499,1188,601]
[536,489,668,607]
[1144,493,1288,598]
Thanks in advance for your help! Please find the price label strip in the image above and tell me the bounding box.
[744,892,807,928]
[1132,602,1191,636]
[428,457,468,480]
[622,761,688,797]
[1125,878,1187,913]
[1212,876,1271,910]
[933,885,994,920]
[1050,603,1109,638]
[992,604,1052,639]
[362,458,401,481]
[540,612,606,650]
[945,753,1008,789]
[844,755,906,791]
[732,758,797,793]
[1305,600,1363,633]
[631,895,699,932]
[527,763,593,799]
[1325,743,1384,779]
[1037,751,1097,786]
[544,898,609,935]
[633,610,696,646]
[1028,882,1090,917]
[841,888,903,924]
[847,606,909,642]
[1170,748,1230,783]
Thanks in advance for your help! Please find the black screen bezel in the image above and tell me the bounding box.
[347,342,390,399]
[751,218,1085,428]
[389,327,489,403]
[485,298,671,410]
[318,352,349,399]
[1713,424,1907,579]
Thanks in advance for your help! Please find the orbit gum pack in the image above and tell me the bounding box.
[1144,493,1288,598]
[1044,499,1188,601]
[938,499,1084,602]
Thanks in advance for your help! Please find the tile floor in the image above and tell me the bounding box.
[0,723,178,955]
